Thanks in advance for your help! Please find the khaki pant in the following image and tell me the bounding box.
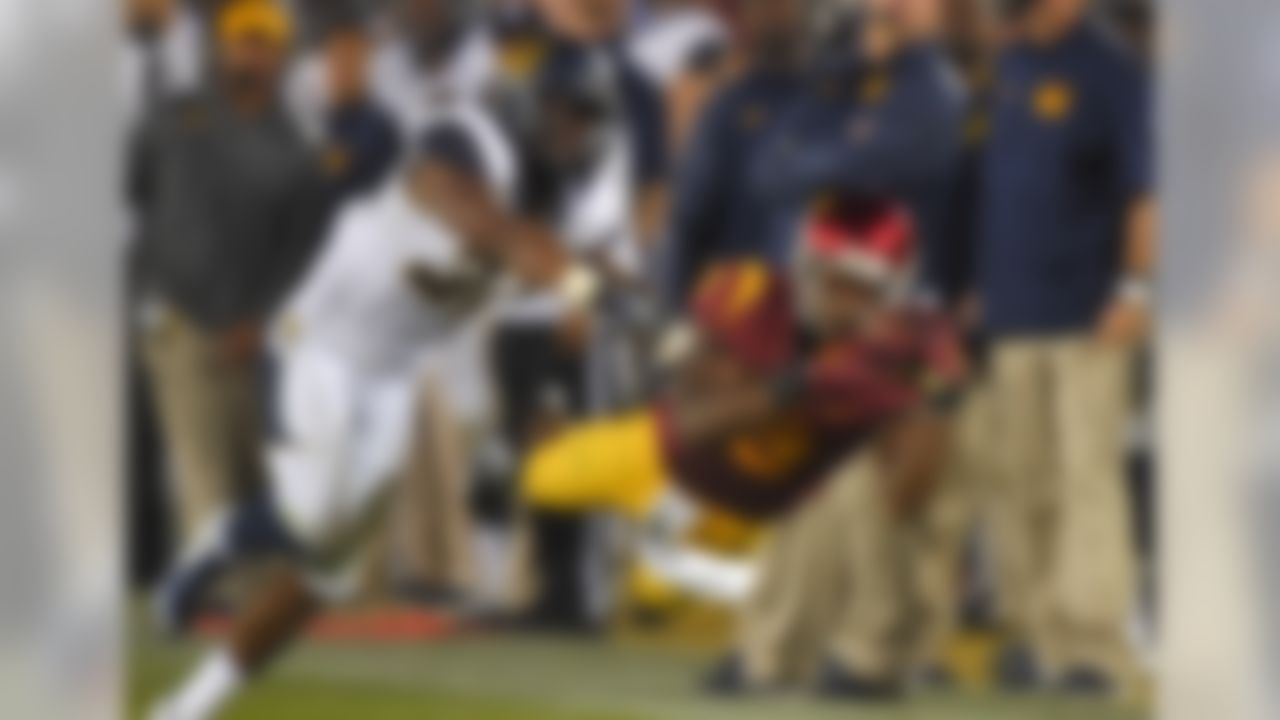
[739,454,903,683]
[387,376,476,596]
[906,384,992,668]
[988,336,1136,682]
[142,306,263,548]
[738,388,993,684]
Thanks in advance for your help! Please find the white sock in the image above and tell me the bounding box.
[157,647,244,720]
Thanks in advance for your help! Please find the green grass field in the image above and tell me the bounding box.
[130,610,1149,720]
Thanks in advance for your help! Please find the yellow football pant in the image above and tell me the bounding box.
[521,411,669,520]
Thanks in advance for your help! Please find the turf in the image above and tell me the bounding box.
[130,614,1148,720]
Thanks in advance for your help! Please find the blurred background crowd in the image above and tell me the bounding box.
[123,0,1155,703]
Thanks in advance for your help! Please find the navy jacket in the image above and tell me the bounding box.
[664,66,806,304]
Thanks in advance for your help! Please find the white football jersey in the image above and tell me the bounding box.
[273,183,491,378]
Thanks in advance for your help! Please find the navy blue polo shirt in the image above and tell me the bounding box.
[664,66,805,304]
[749,45,967,287]
[979,21,1152,335]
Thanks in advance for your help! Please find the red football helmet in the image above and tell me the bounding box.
[797,194,918,293]
[690,260,796,374]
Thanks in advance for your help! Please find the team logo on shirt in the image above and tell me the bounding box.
[727,417,813,483]
[1032,78,1075,122]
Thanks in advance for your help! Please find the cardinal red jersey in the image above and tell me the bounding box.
[656,307,965,519]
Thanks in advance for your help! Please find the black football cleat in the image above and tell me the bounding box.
[1056,665,1116,698]
[816,659,903,702]
[912,662,956,691]
[995,642,1044,691]
[701,654,772,698]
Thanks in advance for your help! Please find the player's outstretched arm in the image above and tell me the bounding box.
[661,380,782,448]
[877,408,953,520]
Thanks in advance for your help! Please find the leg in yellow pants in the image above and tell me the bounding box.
[522,411,670,520]
[522,411,763,606]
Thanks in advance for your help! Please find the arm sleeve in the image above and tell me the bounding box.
[1106,55,1154,198]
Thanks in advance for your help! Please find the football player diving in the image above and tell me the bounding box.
[521,195,968,600]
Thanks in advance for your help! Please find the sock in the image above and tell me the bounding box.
[161,499,300,631]
[157,511,236,630]
[159,647,244,720]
